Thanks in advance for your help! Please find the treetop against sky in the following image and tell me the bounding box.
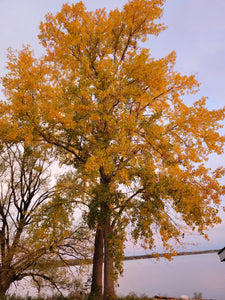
[0,0,225,250]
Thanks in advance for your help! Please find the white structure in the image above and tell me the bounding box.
[218,247,225,262]
[180,295,189,300]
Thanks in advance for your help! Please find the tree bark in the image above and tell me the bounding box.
[0,269,13,298]
[103,217,115,300]
[89,226,104,300]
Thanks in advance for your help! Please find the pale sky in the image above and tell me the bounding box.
[0,0,225,252]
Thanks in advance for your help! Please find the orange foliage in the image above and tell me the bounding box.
[1,0,225,292]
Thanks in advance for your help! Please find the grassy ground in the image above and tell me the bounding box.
[1,296,205,300]
[2,294,155,300]
[2,293,204,299]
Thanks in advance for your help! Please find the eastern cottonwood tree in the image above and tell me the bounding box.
[1,0,225,299]
[0,142,92,297]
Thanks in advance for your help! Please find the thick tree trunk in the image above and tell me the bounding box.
[0,287,8,299]
[103,218,115,300]
[89,226,104,300]
[0,270,12,298]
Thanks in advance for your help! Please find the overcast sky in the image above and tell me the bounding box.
[1,0,225,252]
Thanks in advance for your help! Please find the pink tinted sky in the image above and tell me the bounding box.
[0,0,225,252]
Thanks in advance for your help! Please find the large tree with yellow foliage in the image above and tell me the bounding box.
[1,0,225,299]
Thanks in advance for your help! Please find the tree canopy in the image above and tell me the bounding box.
[1,0,225,299]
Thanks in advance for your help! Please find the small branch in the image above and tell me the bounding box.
[112,188,144,228]
[17,272,64,297]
